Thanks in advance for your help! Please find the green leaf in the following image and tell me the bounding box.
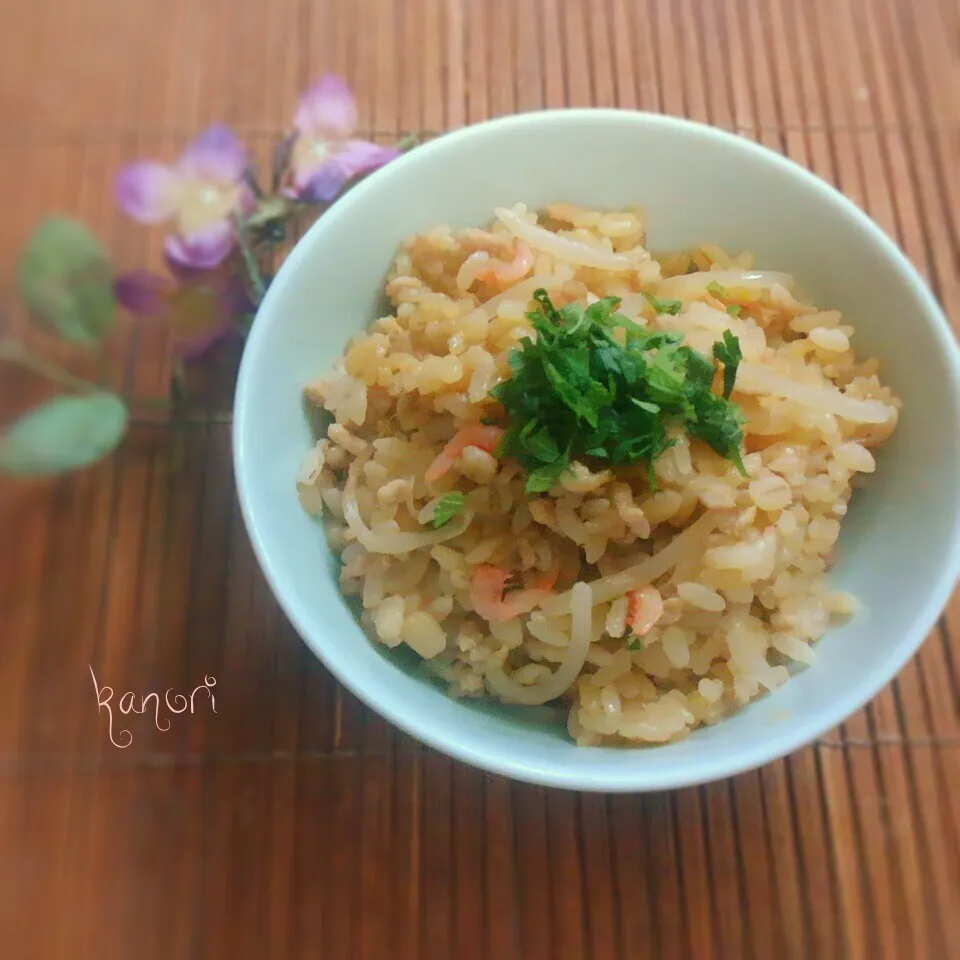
[522,426,562,463]
[706,281,728,299]
[525,461,567,494]
[583,296,622,326]
[712,330,743,400]
[559,301,588,334]
[682,347,716,390]
[17,217,116,344]
[642,291,683,316]
[431,491,466,529]
[531,288,562,325]
[687,391,746,471]
[726,304,742,317]
[0,392,128,476]
[644,350,687,404]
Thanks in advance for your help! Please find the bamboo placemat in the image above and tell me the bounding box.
[2,1,960,957]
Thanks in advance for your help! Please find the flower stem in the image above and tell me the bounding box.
[271,134,295,193]
[0,338,102,394]
[233,211,266,303]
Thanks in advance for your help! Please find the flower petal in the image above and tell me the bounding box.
[297,162,350,203]
[173,320,237,361]
[294,74,357,139]
[115,162,179,224]
[163,253,207,283]
[295,141,400,203]
[217,273,256,318]
[288,135,330,194]
[164,222,234,270]
[177,124,247,182]
[114,270,172,317]
[238,180,257,217]
[335,140,401,178]
[163,278,238,360]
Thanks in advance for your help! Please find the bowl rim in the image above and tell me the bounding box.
[233,107,960,791]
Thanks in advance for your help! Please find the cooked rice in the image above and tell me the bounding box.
[297,202,900,747]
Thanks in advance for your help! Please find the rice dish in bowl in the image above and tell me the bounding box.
[296,201,901,747]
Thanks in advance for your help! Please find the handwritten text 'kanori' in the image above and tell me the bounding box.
[89,666,217,748]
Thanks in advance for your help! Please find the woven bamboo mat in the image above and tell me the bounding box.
[2,0,960,956]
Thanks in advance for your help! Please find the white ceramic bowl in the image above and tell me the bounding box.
[234,109,960,792]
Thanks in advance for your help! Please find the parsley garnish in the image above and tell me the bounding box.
[489,290,748,493]
[706,280,742,317]
[431,491,466,528]
[642,290,683,316]
[712,329,743,401]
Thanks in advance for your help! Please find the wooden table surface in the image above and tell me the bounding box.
[2,1,959,957]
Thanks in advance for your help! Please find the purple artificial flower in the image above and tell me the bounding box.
[113,265,252,361]
[287,75,400,202]
[173,318,239,362]
[174,268,253,360]
[114,125,254,269]
[114,269,172,317]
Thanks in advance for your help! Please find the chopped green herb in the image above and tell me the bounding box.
[683,348,716,391]
[705,280,743,317]
[712,329,743,401]
[525,461,568,493]
[642,290,683,316]
[626,636,643,651]
[687,390,748,476]
[431,491,466,528]
[520,423,563,463]
[489,289,747,493]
